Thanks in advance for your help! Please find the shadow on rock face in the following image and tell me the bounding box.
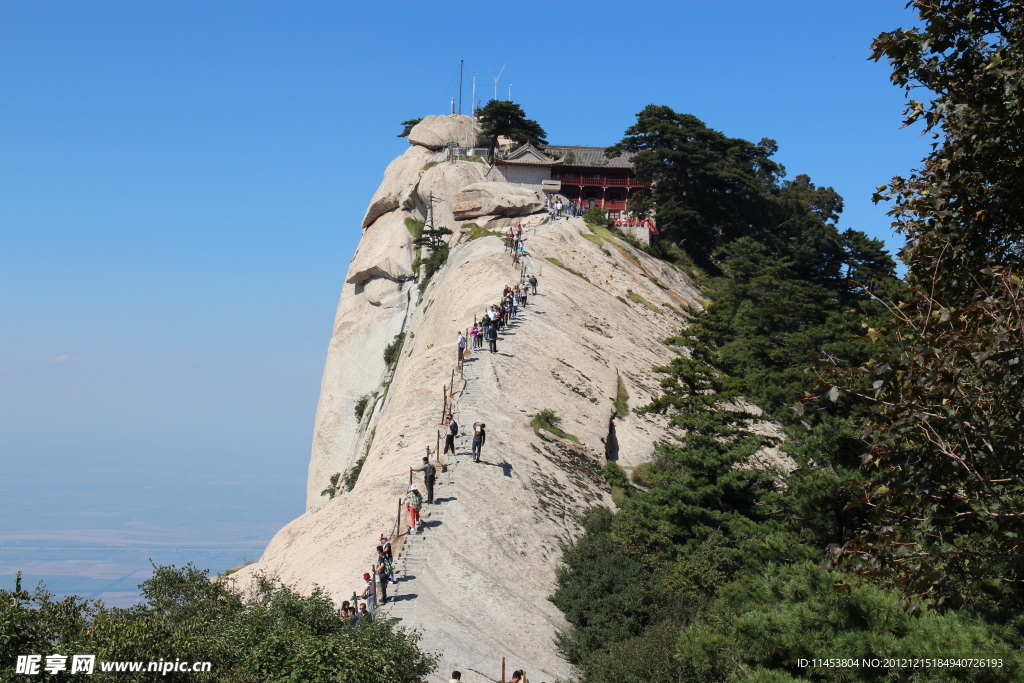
[605,416,619,462]
[479,460,514,477]
[389,593,418,602]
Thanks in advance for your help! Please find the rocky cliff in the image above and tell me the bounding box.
[235,116,703,681]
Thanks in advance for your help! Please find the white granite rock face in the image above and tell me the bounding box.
[414,159,488,229]
[361,145,434,229]
[246,143,712,681]
[346,211,416,285]
[451,181,545,219]
[407,114,481,149]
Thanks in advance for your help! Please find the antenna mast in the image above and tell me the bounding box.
[508,83,512,101]
[493,64,505,102]
[458,59,464,115]
[471,73,478,116]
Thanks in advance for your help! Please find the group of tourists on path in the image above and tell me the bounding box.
[546,194,586,219]
[403,267,543,541]
[464,275,538,355]
[340,533,396,625]
[340,235,548,660]
[505,225,526,259]
[448,668,535,683]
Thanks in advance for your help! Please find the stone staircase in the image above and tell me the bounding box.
[376,298,532,627]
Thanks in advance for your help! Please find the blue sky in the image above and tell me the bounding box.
[0,1,926,593]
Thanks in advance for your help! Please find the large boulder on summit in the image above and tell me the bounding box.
[345,211,415,285]
[408,114,481,149]
[451,181,545,219]
[361,145,434,228]
[413,160,488,231]
[416,160,487,206]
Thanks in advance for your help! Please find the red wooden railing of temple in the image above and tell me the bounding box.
[555,175,650,188]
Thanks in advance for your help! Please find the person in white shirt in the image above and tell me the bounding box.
[359,572,376,617]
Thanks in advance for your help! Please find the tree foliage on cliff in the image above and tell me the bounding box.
[824,0,1024,611]
[605,105,780,269]
[551,220,950,680]
[396,118,423,138]
[1,565,437,682]
[553,3,1024,679]
[476,100,547,153]
[605,106,904,282]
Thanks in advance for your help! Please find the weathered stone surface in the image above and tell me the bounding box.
[239,147,710,681]
[346,211,416,285]
[361,145,434,229]
[304,271,412,512]
[451,181,545,219]
[413,160,488,231]
[407,114,481,149]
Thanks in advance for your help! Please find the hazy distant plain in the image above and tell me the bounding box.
[1,444,304,606]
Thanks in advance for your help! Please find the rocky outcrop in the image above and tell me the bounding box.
[407,114,481,149]
[345,211,416,285]
[361,145,434,229]
[413,159,488,227]
[242,134,705,682]
[451,182,545,219]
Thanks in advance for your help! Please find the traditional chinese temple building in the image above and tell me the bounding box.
[484,144,649,221]
[543,145,648,220]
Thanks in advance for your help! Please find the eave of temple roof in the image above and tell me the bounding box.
[545,145,634,168]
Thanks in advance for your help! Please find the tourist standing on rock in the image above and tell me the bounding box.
[516,225,522,242]
[470,323,480,350]
[411,456,436,504]
[360,572,376,617]
[457,330,466,366]
[380,534,396,583]
[471,422,486,462]
[406,485,423,531]
[479,315,490,345]
[530,275,538,295]
[359,602,372,623]
[374,546,390,604]
[486,323,498,353]
[443,415,458,456]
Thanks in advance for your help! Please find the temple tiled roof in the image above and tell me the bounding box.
[496,142,562,166]
[544,145,634,168]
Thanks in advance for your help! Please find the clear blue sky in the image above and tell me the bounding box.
[0,1,926,588]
